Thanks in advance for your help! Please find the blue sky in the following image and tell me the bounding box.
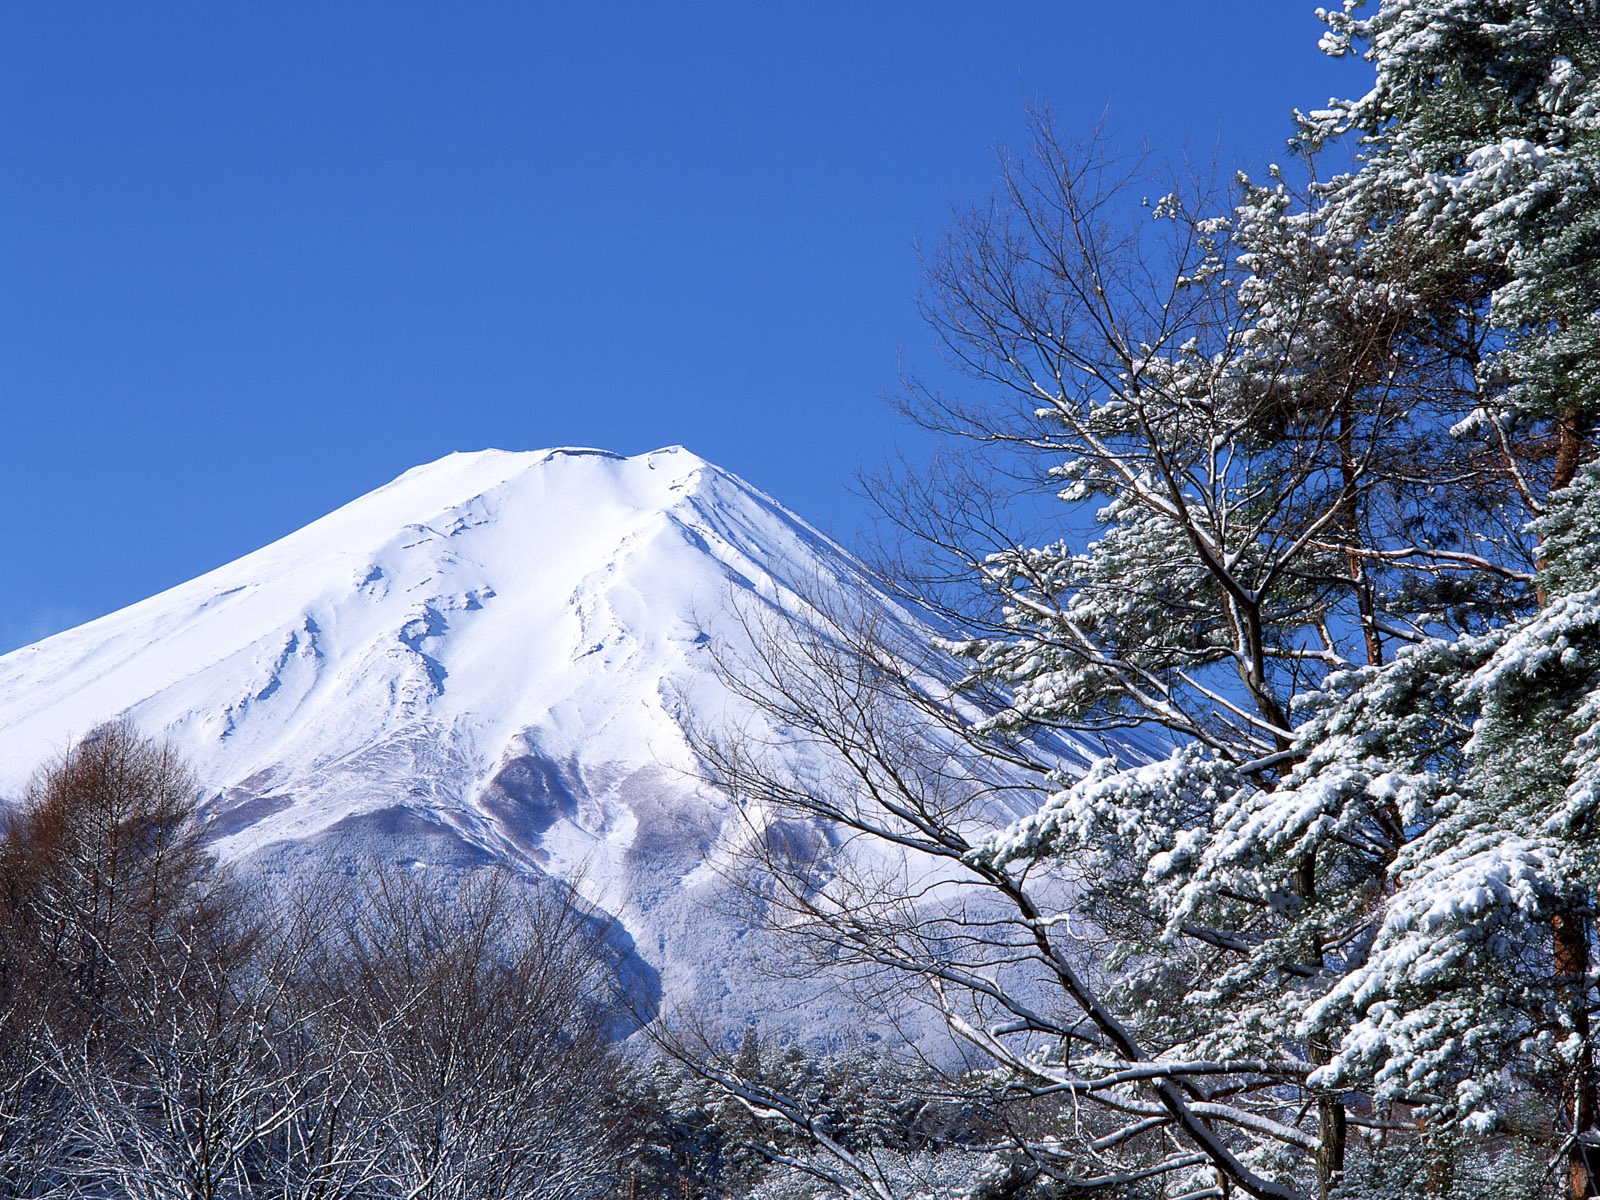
[0,3,1367,652]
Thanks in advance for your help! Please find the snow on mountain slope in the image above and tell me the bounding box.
[0,447,1107,1035]
[0,449,802,829]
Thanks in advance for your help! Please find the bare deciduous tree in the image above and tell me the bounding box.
[332,866,632,1200]
[0,724,638,1200]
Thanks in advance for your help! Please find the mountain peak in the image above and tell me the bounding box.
[0,444,830,804]
[0,447,1073,1035]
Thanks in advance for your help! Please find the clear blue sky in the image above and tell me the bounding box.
[0,3,1367,652]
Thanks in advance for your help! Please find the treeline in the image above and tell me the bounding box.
[0,720,977,1200]
[0,720,633,1200]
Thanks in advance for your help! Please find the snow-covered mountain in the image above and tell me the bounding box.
[0,447,1100,1035]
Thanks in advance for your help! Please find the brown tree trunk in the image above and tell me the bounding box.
[1309,1038,1347,1200]
[1556,910,1597,1199]
[1531,404,1587,607]
[1416,1112,1451,1194]
[1553,405,1585,496]
[1535,406,1597,1199]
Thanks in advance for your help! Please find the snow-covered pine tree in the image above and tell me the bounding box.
[693,108,1503,1186]
[922,128,1532,1200]
[952,3,1600,1197]
[1232,4,1600,1193]
[689,4,1598,1198]
[1311,0,1600,499]
[896,2,1593,1200]
[1288,462,1600,1198]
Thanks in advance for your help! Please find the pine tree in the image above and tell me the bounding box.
[1293,463,1600,1196]
[690,5,1598,1198]
[1311,0,1600,496]
[906,2,1600,1195]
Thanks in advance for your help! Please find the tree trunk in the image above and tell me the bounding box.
[1555,910,1597,1199]
[1298,853,1346,1199]
[1538,407,1596,1199]
[1553,405,1585,497]
[1309,1038,1346,1200]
